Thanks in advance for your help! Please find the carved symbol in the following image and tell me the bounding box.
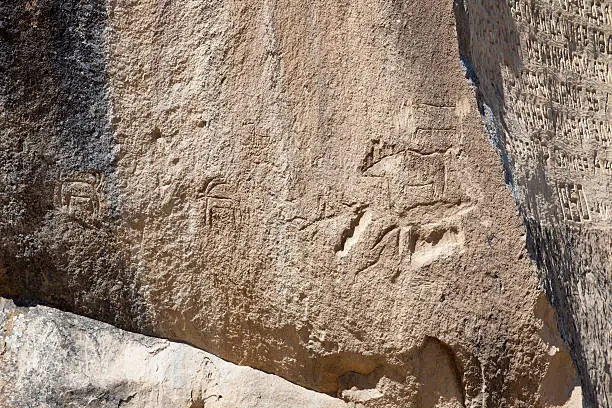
[202,356,221,403]
[361,102,457,210]
[557,182,590,223]
[54,171,106,220]
[202,177,241,229]
[190,356,221,406]
[361,144,447,208]
[401,151,447,200]
[333,212,466,279]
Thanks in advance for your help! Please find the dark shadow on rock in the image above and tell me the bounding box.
[452,0,605,406]
[0,0,149,335]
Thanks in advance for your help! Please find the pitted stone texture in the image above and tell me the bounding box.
[453,0,612,405]
[0,0,592,406]
[0,298,582,408]
[103,2,580,404]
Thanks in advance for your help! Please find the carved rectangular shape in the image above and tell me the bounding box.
[556,182,590,223]
[54,171,106,221]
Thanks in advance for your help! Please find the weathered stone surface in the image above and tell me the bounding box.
[0,298,349,408]
[453,0,612,405]
[0,0,607,406]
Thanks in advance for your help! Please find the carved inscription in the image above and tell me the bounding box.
[360,104,460,211]
[362,143,448,209]
[556,182,590,223]
[54,171,106,221]
[332,102,467,275]
[493,2,612,404]
[201,177,242,229]
[483,0,612,226]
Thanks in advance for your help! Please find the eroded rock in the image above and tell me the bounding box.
[0,0,607,406]
[453,0,612,405]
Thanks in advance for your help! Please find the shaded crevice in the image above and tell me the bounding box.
[454,0,516,194]
[452,1,604,406]
[335,206,370,254]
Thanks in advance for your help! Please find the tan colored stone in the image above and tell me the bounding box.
[454,0,611,404]
[0,0,604,406]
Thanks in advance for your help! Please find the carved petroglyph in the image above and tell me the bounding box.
[393,102,460,154]
[241,123,271,149]
[388,223,464,271]
[362,102,463,212]
[331,101,468,274]
[54,171,106,221]
[200,177,243,230]
[336,208,373,257]
[359,140,400,173]
[364,149,446,207]
[408,224,465,270]
[240,123,272,164]
[556,182,590,223]
[335,212,467,277]
[362,145,448,209]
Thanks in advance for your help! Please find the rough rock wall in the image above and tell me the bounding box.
[453,0,611,406]
[0,0,140,327]
[0,0,602,406]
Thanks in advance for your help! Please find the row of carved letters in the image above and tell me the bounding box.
[509,74,607,112]
[56,174,240,228]
[513,0,612,29]
[510,141,612,176]
[557,182,590,222]
[523,40,611,81]
[509,99,611,147]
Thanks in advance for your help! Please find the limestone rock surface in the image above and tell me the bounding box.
[0,298,348,408]
[453,0,612,405]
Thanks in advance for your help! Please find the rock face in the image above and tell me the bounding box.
[0,298,349,408]
[0,297,584,408]
[0,0,607,406]
[453,0,612,405]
